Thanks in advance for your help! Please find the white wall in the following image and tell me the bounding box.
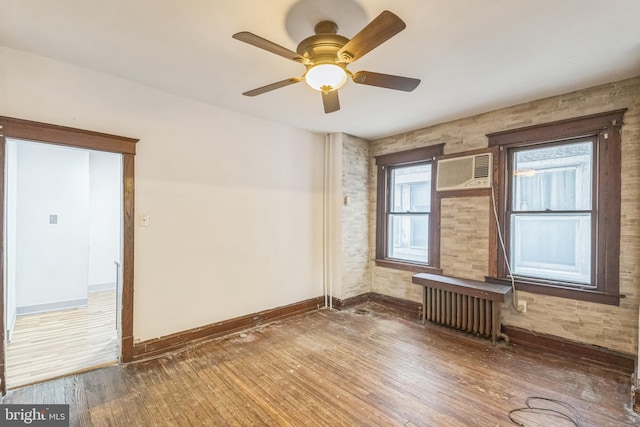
[5,140,18,338]
[0,47,325,341]
[15,141,90,309]
[88,151,121,288]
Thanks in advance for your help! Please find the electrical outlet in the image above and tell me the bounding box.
[517,301,527,313]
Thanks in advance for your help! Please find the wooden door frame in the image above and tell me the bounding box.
[0,117,138,395]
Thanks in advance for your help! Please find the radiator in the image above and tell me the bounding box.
[412,272,513,346]
[424,287,495,338]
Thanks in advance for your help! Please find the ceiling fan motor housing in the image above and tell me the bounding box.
[296,21,350,67]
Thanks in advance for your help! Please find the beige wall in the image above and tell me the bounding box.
[1,47,326,342]
[364,77,640,355]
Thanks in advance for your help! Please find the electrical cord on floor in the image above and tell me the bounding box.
[508,396,580,426]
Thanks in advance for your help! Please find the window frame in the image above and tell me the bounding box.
[375,145,444,273]
[487,109,626,305]
[507,138,595,285]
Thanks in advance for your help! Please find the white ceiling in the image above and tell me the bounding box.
[1,0,639,140]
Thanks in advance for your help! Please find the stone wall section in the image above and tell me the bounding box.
[340,134,371,299]
[440,197,490,281]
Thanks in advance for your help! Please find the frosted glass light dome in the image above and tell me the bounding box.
[305,64,348,91]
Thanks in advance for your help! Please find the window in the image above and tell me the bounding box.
[375,145,444,273]
[510,139,593,284]
[388,164,431,262]
[488,109,626,305]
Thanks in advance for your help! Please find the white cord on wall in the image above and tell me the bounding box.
[490,185,521,312]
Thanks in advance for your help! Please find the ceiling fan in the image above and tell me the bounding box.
[232,10,420,114]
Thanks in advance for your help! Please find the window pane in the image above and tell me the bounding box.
[512,141,592,211]
[510,213,591,284]
[410,184,429,212]
[390,164,431,213]
[388,214,429,263]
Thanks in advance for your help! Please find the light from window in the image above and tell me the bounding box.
[509,140,593,284]
[387,164,431,263]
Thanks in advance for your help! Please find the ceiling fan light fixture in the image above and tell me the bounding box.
[305,64,347,92]
[234,11,419,113]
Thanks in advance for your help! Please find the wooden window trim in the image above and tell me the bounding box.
[487,109,626,305]
[0,116,138,395]
[375,144,444,271]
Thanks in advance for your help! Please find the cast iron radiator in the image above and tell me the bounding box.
[425,287,493,337]
[412,272,512,346]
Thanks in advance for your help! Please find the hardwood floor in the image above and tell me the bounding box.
[4,302,638,426]
[6,290,118,389]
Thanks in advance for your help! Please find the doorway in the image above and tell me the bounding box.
[5,139,122,388]
[0,116,137,395]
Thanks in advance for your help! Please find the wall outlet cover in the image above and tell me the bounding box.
[517,301,527,313]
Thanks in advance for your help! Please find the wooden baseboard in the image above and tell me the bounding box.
[502,325,635,373]
[634,389,640,413]
[132,297,323,361]
[330,292,421,319]
[370,293,422,318]
[331,294,370,310]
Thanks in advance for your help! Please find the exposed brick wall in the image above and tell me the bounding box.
[340,134,371,299]
[440,197,490,281]
[368,76,640,354]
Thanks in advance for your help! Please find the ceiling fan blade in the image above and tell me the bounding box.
[322,90,340,113]
[233,32,307,64]
[242,78,302,97]
[337,11,406,63]
[352,71,420,92]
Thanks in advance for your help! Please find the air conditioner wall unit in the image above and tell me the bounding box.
[436,153,492,191]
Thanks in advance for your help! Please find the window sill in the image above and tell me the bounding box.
[374,259,443,275]
[484,276,620,306]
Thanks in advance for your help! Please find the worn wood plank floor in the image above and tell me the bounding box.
[6,290,118,389]
[4,302,638,426]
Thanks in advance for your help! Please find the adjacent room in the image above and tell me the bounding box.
[4,140,122,388]
[0,0,639,425]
